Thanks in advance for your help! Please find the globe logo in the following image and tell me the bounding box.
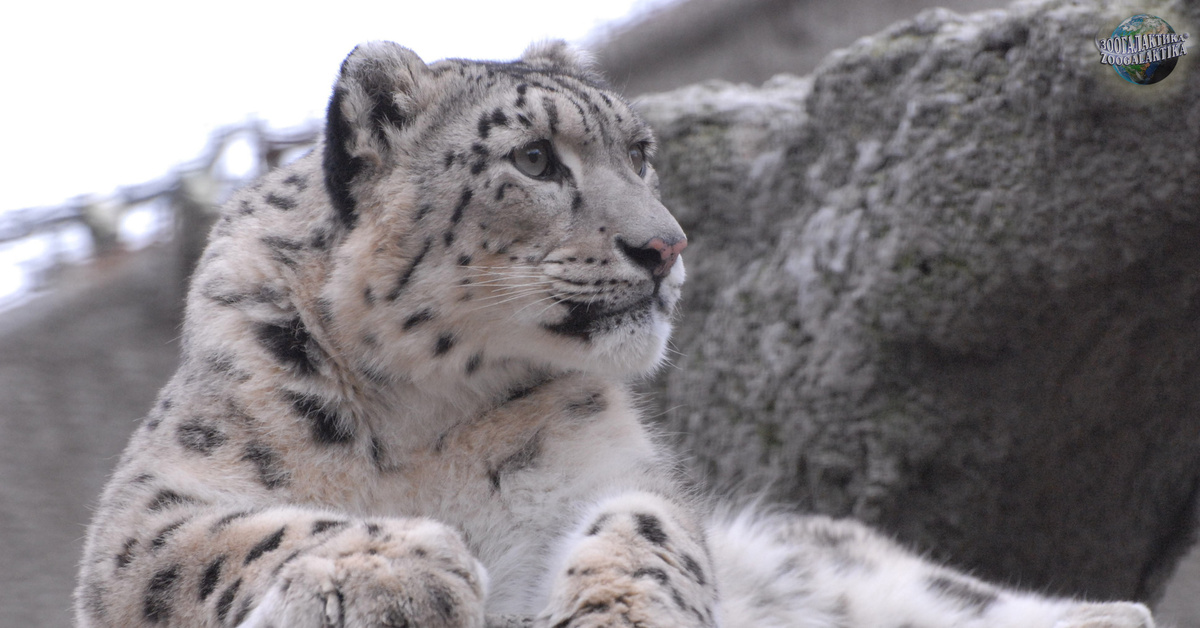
[1096,14,1189,85]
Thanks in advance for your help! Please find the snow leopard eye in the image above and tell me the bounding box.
[628,142,647,177]
[512,139,555,178]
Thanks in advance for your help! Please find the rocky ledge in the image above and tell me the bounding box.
[637,0,1199,601]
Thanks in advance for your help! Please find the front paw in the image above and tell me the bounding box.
[539,495,717,628]
[239,519,487,628]
[1054,602,1154,628]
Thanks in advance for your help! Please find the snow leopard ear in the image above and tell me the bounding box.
[520,40,608,86]
[324,41,429,228]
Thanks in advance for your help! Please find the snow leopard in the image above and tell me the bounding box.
[75,40,1156,628]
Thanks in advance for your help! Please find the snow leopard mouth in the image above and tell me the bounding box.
[541,295,663,342]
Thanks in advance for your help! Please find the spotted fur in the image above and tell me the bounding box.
[77,41,1155,628]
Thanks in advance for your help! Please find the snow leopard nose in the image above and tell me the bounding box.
[618,236,687,279]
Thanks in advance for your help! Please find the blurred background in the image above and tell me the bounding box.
[1,0,1196,626]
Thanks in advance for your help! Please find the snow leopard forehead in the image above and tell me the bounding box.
[322,40,658,229]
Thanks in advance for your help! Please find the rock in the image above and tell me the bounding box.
[636,0,1200,602]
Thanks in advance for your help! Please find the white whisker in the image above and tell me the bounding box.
[472,287,546,299]
[469,283,554,299]
[467,278,552,290]
[468,290,549,310]
[478,292,548,309]
[533,298,567,319]
[503,298,562,323]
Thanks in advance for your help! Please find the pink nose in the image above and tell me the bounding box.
[645,237,687,278]
[617,235,688,279]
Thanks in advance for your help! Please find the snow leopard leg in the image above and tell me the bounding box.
[236,513,488,628]
[78,501,487,628]
[710,512,1154,628]
[537,492,720,628]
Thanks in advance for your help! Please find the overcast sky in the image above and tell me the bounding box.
[0,0,668,212]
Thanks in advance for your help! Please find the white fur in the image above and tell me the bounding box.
[75,41,1155,628]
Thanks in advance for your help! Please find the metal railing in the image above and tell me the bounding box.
[0,120,321,310]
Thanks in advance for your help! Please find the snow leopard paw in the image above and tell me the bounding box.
[537,493,718,628]
[1054,602,1154,628]
[237,518,487,628]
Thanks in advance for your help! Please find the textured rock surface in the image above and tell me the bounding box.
[637,0,1199,602]
[593,0,1005,96]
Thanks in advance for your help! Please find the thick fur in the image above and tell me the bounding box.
[76,41,1154,628]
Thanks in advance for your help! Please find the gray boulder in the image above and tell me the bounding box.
[636,0,1199,601]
